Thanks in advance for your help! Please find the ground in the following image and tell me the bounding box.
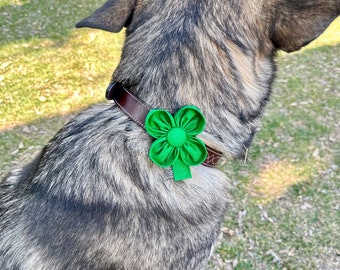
[0,1,339,269]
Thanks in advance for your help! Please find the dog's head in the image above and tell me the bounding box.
[76,1,338,157]
[76,0,339,53]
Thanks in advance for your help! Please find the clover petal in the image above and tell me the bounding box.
[149,138,178,167]
[180,137,207,166]
[145,109,175,139]
[174,106,205,136]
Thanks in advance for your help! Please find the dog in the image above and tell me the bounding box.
[0,0,339,269]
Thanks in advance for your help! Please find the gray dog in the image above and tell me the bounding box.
[0,0,339,269]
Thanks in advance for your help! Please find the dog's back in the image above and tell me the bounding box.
[0,104,229,269]
[1,0,339,269]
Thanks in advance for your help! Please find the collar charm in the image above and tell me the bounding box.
[145,106,207,181]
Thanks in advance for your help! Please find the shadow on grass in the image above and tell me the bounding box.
[0,0,103,45]
[0,110,80,176]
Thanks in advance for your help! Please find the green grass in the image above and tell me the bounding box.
[0,0,125,129]
[0,0,124,173]
[1,1,339,269]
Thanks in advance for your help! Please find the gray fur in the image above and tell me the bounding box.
[1,0,339,269]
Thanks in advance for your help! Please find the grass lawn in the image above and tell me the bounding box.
[1,1,339,269]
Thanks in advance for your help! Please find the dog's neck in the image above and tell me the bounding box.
[112,3,276,158]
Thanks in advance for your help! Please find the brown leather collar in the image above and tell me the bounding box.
[106,82,223,168]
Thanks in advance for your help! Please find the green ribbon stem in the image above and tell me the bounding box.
[172,158,192,181]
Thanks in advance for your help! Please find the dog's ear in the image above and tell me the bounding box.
[270,1,339,52]
[76,0,136,33]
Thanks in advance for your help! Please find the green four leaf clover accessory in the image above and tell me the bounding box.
[145,106,208,181]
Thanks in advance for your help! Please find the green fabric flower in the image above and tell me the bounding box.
[145,106,207,181]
